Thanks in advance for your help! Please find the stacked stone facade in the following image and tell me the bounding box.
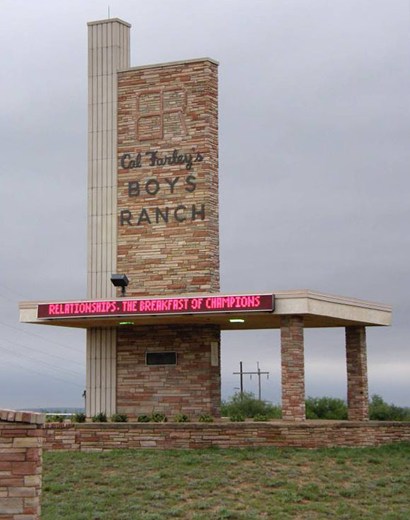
[114,59,221,417]
[346,326,369,420]
[43,421,410,451]
[117,59,219,296]
[117,325,221,419]
[0,410,44,520]
[281,316,306,421]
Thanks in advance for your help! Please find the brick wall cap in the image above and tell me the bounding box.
[119,57,219,73]
[0,408,45,425]
[42,419,410,432]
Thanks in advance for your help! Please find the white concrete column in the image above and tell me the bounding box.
[86,18,130,417]
[86,328,117,417]
[87,18,130,298]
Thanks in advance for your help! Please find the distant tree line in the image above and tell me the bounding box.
[221,392,410,421]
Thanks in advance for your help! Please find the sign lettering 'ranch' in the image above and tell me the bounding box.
[119,149,205,227]
[37,294,275,319]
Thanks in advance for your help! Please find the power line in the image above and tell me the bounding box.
[0,284,84,354]
[0,282,28,300]
[0,336,83,367]
[0,357,83,388]
[0,292,15,304]
[0,343,84,379]
[233,361,270,400]
[0,320,84,353]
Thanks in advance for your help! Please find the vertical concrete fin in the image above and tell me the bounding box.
[86,18,131,416]
[86,328,118,417]
[87,18,130,299]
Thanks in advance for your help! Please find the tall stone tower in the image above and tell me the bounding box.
[86,19,220,418]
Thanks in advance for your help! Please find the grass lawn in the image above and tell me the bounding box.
[42,443,410,519]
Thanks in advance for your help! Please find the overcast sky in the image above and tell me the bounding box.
[1,0,409,409]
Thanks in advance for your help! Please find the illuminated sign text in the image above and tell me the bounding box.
[37,294,275,319]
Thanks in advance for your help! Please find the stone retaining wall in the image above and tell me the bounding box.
[0,409,44,520]
[44,421,410,451]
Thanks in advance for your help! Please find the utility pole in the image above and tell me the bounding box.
[233,361,269,400]
[233,361,244,398]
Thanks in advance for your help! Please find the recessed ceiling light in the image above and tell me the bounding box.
[229,318,245,323]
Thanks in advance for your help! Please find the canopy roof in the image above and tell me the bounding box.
[19,290,392,331]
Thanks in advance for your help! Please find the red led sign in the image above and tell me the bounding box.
[37,294,274,319]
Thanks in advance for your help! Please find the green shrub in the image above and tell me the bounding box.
[230,413,245,422]
[305,396,348,420]
[174,414,189,423]
[221,392,281,419]
[221,393,410,422]
[72,412,86,423]
[369,394,410,421]
[198,414,214,423]
[151,412,167,423]
[137,415,151,423]
[46,414,65,423]
[92,412,107,422]
[110,413,128,423]
[304,395,410,421]
[253,413,269,422]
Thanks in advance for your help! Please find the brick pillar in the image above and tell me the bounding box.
[0,409,44,520]
[346,326,369,421]
[281,316,305,421]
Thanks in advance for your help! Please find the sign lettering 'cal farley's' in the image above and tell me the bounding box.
[117,59,220,295]
[37,294,275,319]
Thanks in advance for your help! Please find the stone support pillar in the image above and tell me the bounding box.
[346,326,369,421]
[280,315,305,421]
[0,409,44,520]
